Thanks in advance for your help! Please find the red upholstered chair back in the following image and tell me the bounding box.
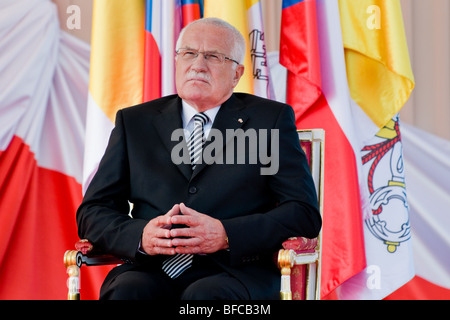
[278,129,324,300]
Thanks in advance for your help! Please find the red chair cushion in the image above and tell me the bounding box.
[75,239,93,255]
[282,237,317,253]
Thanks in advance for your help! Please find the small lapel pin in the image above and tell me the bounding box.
[238,118,243,123]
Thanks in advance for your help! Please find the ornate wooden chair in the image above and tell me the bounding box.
[64,129,324,300]
[278,129,324,300]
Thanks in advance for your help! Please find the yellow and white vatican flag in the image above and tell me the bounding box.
[83,0,145,192]
[204,0,273,98]
[334,0,415,299]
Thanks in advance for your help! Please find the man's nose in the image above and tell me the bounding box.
[190,53,208,70]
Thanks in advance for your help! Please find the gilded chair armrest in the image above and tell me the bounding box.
[64,239,123,268]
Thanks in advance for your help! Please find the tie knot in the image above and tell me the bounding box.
[193,112,208,126]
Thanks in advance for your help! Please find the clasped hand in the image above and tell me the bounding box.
[141,203,228,256]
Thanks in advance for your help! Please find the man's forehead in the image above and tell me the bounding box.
[182,24,229,42]
[181,27,231,53]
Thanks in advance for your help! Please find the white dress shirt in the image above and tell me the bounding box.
[181,100,221,140]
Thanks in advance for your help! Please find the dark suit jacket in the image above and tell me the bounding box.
[77,93,321,299]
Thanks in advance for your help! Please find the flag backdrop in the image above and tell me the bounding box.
[280,0,322,121]
[81,0,148,298]
[181,0,203,27]
[335,0,415,299]
[281,0,415,299]
[144,0,183,102]
[386,123,450,300]
[281,0,367,298]
[1,0,449,300]
[204,0,272,98]
[83,0,146,193]
[0,0,100,299]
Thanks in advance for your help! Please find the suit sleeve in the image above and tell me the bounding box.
[76,110,148,261]
[221,104,322,267]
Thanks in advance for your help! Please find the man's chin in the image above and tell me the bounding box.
[179,89,210,103]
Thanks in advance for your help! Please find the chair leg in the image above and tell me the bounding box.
[278,249,294,300]
[64,250,81,300]
[66,265,80,300]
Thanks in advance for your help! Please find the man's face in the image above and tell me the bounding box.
[175,23,244,112]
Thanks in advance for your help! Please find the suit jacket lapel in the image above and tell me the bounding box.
[153,97,192,181]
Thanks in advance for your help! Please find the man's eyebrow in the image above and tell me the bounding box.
[182,46,221,53]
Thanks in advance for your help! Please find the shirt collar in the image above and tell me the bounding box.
[181,100,221,128]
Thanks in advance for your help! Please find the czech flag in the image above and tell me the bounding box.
[181,0,203,27]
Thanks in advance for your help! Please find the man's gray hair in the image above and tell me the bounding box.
[176,17,246,64]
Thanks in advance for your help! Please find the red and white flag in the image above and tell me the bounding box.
[0,0,99,299]
[386,123,450,300]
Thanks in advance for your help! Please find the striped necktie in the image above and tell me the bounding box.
[188,112,209,169]
[162,112,208,278]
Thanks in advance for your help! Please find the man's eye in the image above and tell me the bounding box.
[205,53,220,60]
[184,50,197,56]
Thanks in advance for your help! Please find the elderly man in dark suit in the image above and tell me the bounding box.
[77,17,321,300]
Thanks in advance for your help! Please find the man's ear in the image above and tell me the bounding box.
[232,64,245,88]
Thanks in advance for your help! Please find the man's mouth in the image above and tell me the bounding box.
[187,77,208,83]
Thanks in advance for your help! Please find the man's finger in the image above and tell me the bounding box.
[179,202,199,216]
[153,215,171,227]
[152,226,171,239]
[170,226,195,239]
[165,203,181,217]
[154,246,177,255]
[172,235,200,247]
[171,203,202,226]
[153,237,174,248]
[154,204,181,227]
[170,214,195,226]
